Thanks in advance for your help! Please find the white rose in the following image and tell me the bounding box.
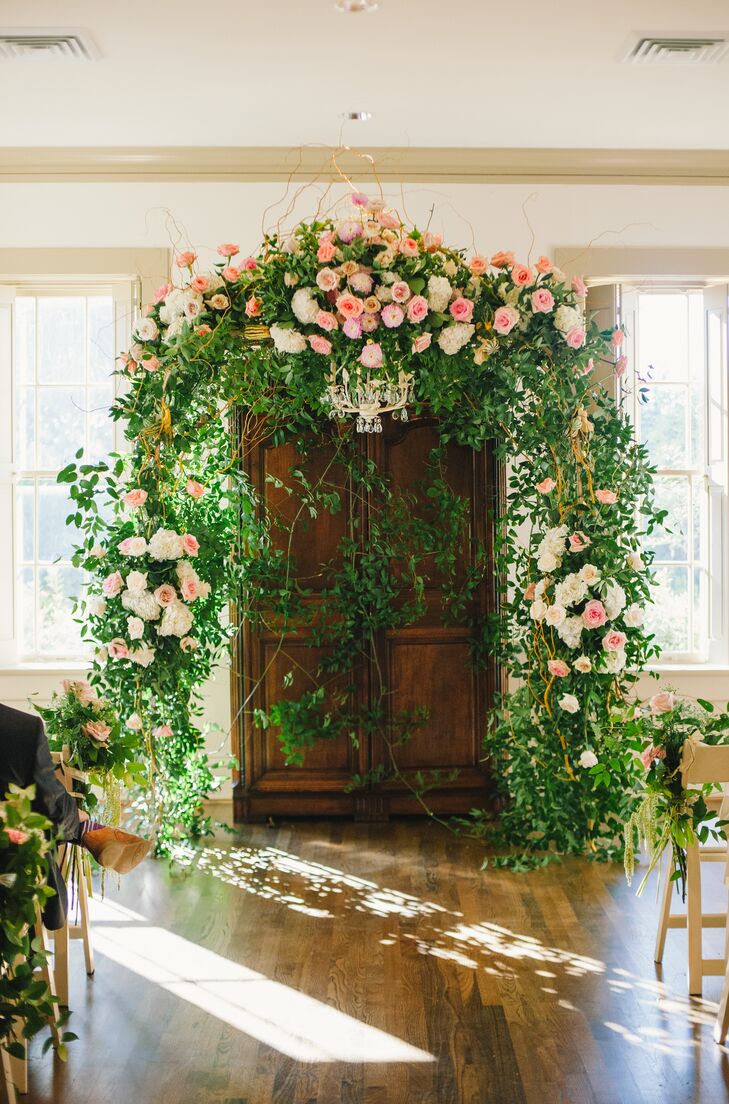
[125,570,148,594]
[157,602,194,638]
[534,578,550,598]
[291,288,320,325]
[627,551,644,571]
[125,538,147,558]
[530,599,547,621]
[127,713,142,731]
[130,645,156,668]
[283,272,299,288]
[197,580,211,600]
[437,323,475,356]
[209,294,229,311]
[164,317,185,342]
[270,324,307,354]
[559,694,580,714]
[538,550,559,573]
[148,528,184,561]
[427,275,453,313]
[580,563,601,586]
[134,317,159,342]
[127,616,145,640]
[603,581,626,620]
[281,235,301,255]
[183,293,204,319]
[545,604,566,627]
[579,749,598,768]
[90,544,106,559]
[624,603,643,627]
[88,595,107,617]
[121,589,161,621]
[574,655,592,673]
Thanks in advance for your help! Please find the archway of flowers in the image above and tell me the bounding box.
[60,188,657,862]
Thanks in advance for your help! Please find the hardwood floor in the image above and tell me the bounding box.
[22,816,729,1104]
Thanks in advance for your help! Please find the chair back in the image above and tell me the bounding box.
[681,742,729,786]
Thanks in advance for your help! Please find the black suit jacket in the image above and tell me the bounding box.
[0,702,80,929]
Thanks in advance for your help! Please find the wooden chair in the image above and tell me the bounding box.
[654,743,729,997]
[50,751,95,1007]
[1,1043,16,1104]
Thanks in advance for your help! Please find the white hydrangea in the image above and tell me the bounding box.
[603,580,626,620]
[427,275,452,313]
[554,572,588,609]
[121,589,161,621]
[374,284,393,304]
[437,323,475,356]
[545,604,566,627]
[538,550,558,573]
[130,645,156,668]
[498,284,522,306]
[603,649,626,673]
[270,324,307,354]
[291,288,320,325]
[163,317,186,342]
[148,528,184,561]
[157,602,194,638]
[557,615,584,650]
[536,525,568,572]
[159,288,186,324]
[553,304,584,334]
[203,273,225,296]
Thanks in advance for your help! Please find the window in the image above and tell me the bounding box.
[620,284,729,664]
[0,280,135,665]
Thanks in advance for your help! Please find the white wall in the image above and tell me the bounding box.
[3,177,729,787]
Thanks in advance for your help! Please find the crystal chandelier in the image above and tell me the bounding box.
[324,366,414,433]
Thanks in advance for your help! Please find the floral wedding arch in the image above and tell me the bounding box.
[61,189,657,861]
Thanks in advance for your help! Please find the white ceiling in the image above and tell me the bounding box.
[1,0,729,150]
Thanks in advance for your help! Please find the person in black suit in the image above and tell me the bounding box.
[1,702,152,929]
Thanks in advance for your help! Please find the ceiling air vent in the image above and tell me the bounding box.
[626,35,729,65]
[0,28,99,62]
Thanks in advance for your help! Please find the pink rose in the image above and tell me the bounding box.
[245,295,261,317]
[190,276,209,293]
[222,266,240,282]
[449,297,474,323]
[124,489,148,509]
[309,333,333,354]
[611,328,625,349]
[615,355,628,379]
[595,489,618,505]
[117,538,134,555]
[523,582,536,601]
[412,332,432,354]
[217,243,239,258]
[531,288,555,314]
[399,237,419,257]
[641,745,667,769]
[83,720,111,744]
[180,576,199,602]
[582,600,607,629]
[548,659,570,678]
[317,240,336,263]
[535,256,553,274]
[650,690,675,715]
[108,638,129,659]
[182,534,200,557]
[422,231,442,252]
[142,355,161,373]
[242,257,259,271]
[511,264,534,288]
[493,306,520,335]
[337,220,362,244]
[352,192,369,207]
[186,479,206,500]
[175,251,197,268]
[6,828,28,845]
[376,210,400,230]
[490,251,515,269]
[469,255,489,276]
[568,531,590,551]
[361,314,379,333]
[571,275,588,298]
[154,282,172,304]
[180,636,198,652]
[407,295,429,323]
[316,310,338,332]
[360,343,383,369]
[154,584,178,607]
[336,293,364,319]
[536,478,556,494]
[381,304,404,329]
[565,326,586,349]
[153,724,173,740]
[391,281,411,303]
[102,572,123,597]
[602,630,627,652]
[316,268,340,292]
[342,317,362,340]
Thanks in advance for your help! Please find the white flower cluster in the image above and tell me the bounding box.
[291,288,320,325]
[553,304,584,335]
[536,525,568,573]
[270,323,307,354]
[437,323,475,356]
[427,275,452,313]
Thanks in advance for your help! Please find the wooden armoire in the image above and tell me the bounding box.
[232,413,499,822]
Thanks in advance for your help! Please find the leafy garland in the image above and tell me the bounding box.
[0,786,75,1060]
[58,191,659,861]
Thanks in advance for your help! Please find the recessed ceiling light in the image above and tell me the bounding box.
[335,0,379,12]
[342,111,372,121]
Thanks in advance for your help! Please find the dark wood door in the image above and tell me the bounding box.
[233,416,497,822]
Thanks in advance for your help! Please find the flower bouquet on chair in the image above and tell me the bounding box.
[622,690,729,898]
[33,681,145,827]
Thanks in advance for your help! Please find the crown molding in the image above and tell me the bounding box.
[2,146,729,184]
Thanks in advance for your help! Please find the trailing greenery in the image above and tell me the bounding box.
[0,786,76,1060]
[56,193,658,863]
